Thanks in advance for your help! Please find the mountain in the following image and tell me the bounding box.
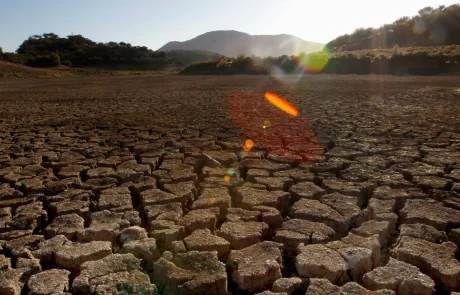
[158,30,324,57]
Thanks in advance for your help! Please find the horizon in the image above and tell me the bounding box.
[0,0,458,52]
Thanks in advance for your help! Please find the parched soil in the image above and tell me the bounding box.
[0,74,460,295]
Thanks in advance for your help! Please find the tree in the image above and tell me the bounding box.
[326,4,460,51]
[12,33,175,69]
[418,6,434,16]
[236,53,246,63]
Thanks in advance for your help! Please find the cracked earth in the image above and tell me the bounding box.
[0,75,459,295]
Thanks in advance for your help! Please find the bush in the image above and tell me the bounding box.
[2,53,28,65]
[51,53,61,66]
[391,44,401,57]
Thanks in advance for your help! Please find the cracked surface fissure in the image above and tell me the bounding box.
[0,75,459,295]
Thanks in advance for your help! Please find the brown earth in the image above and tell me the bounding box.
[0,74,459,295]
[0,61,50,78]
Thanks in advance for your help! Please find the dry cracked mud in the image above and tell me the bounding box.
[0,75,459,295]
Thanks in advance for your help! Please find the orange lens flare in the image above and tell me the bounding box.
[243,139,254,152]
[227,91,323,163]
[223,175,231,182]
[264,92,299,116]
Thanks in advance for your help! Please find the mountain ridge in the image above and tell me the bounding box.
[158,30,324,57]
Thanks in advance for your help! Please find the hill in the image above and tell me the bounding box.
[158,30,324,57]
[327,4,460,52]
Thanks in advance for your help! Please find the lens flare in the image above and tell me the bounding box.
[264,92,299,116]
[227,168,236,176]
[262,119,272,129]
[227,91,323,163]
[238,150,247,160]
[295,48,330,73]
[243,139,255,152]
[268,65,304,86]
[223,175,231,182]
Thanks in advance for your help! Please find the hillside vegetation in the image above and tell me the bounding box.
[159,30,324,57]
[180,45,460,75]
[164,50,224,66]
[0,34,220,70]
[1,33,172,69]
[180,4,460,76]
[2,4,460,76]
[327,4,460,51]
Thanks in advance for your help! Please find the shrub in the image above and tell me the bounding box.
[2,53,28,65]
[51,53,61,66]
[391,44,401,57]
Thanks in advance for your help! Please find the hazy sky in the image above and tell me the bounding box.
[1,0,458,52]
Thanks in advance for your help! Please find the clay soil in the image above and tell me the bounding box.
[1,75,460,294]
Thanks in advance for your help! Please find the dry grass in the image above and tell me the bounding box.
[333,45,460,58]
[0,61,178,79]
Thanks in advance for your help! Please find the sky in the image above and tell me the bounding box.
[1,0,458,52]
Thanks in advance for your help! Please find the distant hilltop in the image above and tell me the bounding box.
[158,30,325,57]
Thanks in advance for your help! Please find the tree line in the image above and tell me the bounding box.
[180,46,460,76]
[327,4,460,52]
[0,33,175,69]
[0,34,233,70]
